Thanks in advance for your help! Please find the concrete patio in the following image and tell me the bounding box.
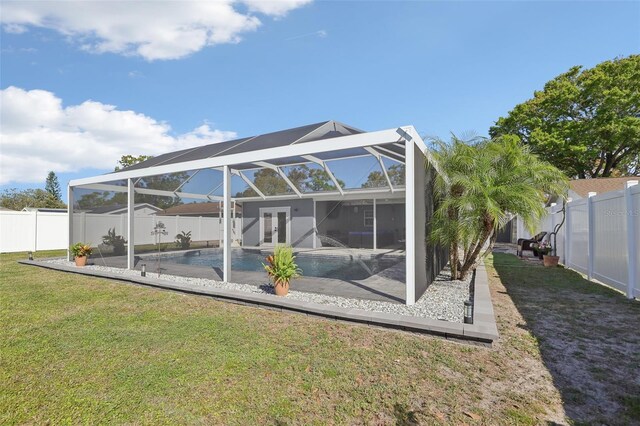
[89,250,408,304]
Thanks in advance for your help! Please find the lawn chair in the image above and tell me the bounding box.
[517,232,547,257]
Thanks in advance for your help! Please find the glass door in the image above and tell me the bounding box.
[260,207,290,246]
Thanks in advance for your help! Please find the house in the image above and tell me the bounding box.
[22,207,67,213]
[68,121,447,305]
[569,177,639,199]
[86,203,162,216]
[159,202,243,218]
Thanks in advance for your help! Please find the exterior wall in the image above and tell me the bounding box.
[242,199,316,248]
[316,200,374,248]
[413,143,448,302]
[376,202,405,248]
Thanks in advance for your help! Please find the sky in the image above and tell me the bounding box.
[1,0,639,200]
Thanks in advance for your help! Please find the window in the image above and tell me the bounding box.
[364,208,374,228]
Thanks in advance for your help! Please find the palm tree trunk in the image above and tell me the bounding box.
[458,219,494,280]
[450,242,459,279]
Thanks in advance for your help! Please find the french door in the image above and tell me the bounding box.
[259,207,290,246]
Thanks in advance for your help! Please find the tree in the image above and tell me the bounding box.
[77,154,186,210]
[428,134,567,280]
[362,164,405,188]
[490,55,640,178]
[237,165,343,197]
[0,188,66,210]
[114,155,153,171]
[45,171,62,201]
[76,191,111,210]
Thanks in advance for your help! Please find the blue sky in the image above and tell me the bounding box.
[1,0,638,199]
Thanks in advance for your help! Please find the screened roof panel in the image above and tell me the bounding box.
[121,146,201,172]
[313,147,369,161]
[164,137,254,164]
[116,120,365,174]
[220,121,330,156]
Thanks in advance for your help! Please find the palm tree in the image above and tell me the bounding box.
[427,134,568,280]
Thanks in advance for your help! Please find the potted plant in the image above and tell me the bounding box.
[263,245,302,296]
[541,241,560,267]
[70,242,93,266]
[102,228,126,255]
[532,240,551,259]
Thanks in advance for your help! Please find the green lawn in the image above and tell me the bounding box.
[1,250,638,424]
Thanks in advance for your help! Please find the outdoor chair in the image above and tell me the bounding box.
[517,232,547,257]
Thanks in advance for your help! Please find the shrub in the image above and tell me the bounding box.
[70,242,92,257]
[175,231,192,249]
[102,227,127,255]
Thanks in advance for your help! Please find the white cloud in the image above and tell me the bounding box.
[0,86,237,184]
[0,0,312,61]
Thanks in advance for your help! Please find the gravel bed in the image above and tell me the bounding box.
[44,259,472,323]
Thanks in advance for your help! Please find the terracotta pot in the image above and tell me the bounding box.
[274,280,290,296]
[543,255,559,267]
[75,256,87,267]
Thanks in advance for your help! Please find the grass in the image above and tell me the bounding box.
[1,249,638,424]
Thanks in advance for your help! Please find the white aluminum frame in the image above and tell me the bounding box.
[68,125,427,305]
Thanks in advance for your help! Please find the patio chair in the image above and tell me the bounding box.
[517,232,547,257]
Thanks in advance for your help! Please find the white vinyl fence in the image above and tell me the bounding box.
[517,181,639,299]
[0,211,242,253]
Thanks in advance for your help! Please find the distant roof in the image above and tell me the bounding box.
[22,207,67,213]
[119,120,364,172]
[570,177,639,198]
[87,203,161,214]
[158,202,242,216]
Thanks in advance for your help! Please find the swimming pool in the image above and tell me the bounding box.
[160,249,402,280]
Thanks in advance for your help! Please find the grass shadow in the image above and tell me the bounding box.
[490,252,640,424]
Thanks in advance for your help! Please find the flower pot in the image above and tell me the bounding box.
[75,256,87,267]
[274,281,290,297]
[543,255,559,267]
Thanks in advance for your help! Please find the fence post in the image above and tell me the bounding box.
[587,192,597,281]
[67,186,74,260]
[625,181,638,299]
[32,210,38,252]
[564,198,572,267]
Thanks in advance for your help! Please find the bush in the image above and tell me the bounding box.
[102,228,127,255]
[175,231,192,249]
[70,242,92,257]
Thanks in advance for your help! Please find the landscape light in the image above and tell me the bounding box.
[464,300,473,324]
[28,251,33,261]
[141,264,146,277]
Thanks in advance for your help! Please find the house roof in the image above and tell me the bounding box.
[22,207,67,213]
[87,203,161,214]
[158,202,242,216]
[569,177,639,198]
[119,120,365,173]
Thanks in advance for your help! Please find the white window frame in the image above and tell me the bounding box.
[259,207,291,247]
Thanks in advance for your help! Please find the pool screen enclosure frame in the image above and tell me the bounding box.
[68,123,439,305]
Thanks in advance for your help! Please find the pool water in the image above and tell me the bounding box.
[162,249,402,280]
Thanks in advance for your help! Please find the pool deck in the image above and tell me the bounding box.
[89,250,408,304]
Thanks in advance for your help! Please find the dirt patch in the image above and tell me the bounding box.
[491,252,640,424]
